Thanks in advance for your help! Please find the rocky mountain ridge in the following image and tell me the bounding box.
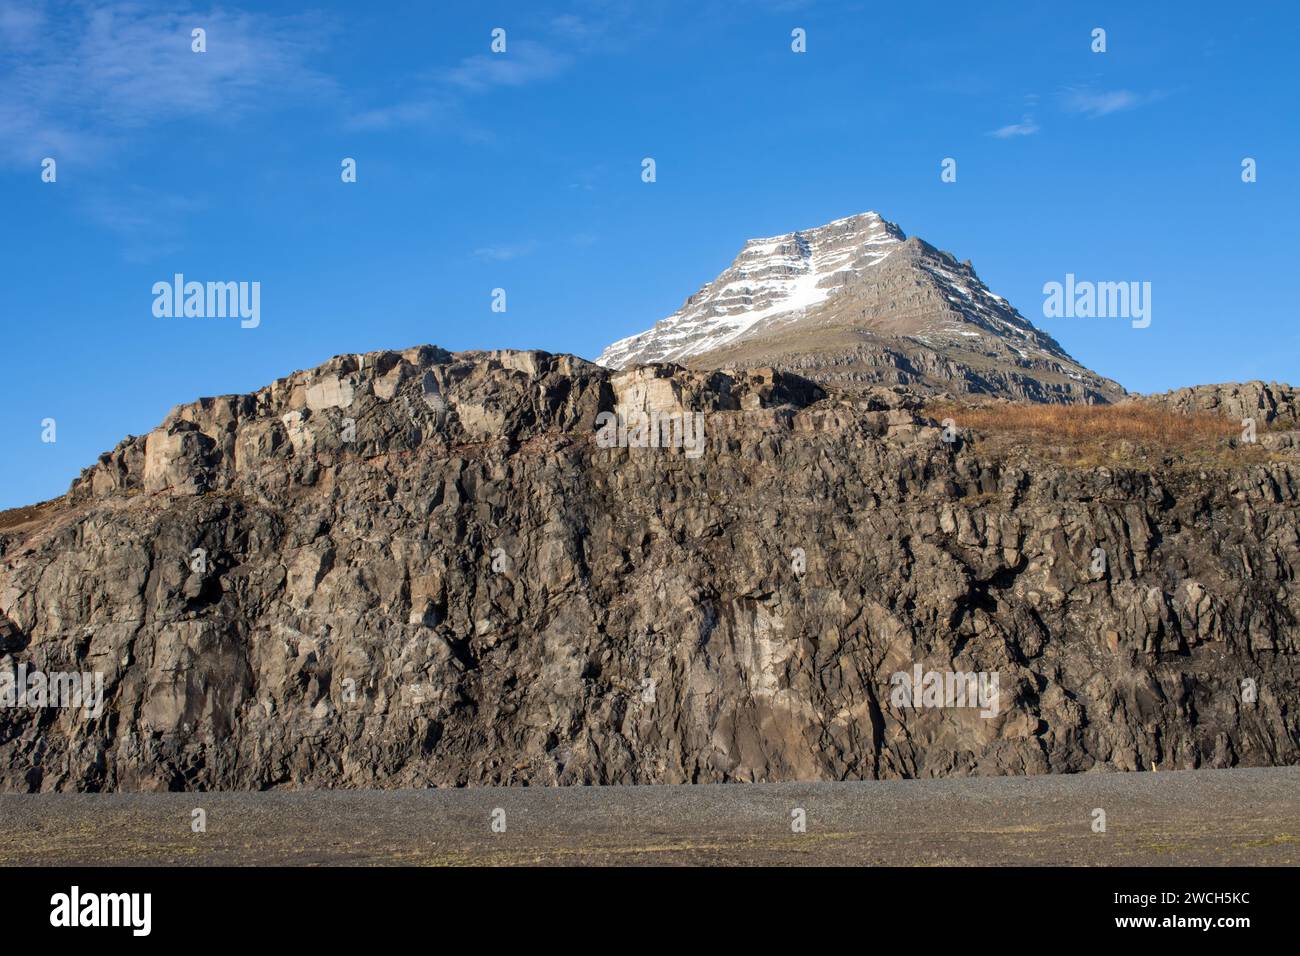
[598,212,1125,404]
[0,346,1296,791]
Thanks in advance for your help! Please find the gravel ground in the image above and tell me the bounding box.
[2,767,1296,866]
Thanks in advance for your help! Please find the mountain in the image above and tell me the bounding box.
[598,212,1124,404]
[1,346,1297,791]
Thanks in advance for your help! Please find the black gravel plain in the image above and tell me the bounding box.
[2,767,1296,866]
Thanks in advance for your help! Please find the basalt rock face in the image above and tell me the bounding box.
[1139,381,1300,429]
[0,347,1297,792]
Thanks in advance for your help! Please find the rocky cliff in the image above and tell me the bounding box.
[1137,381,1300,430]
[0,346,1296,791]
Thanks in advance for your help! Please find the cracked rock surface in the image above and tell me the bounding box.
[0,347,1296,791]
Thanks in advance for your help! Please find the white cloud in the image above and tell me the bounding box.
[342,9,654,133]
[346,96,453,133]
[1062,88,1155,118]
[990,116,1040,138]
[0,1,333,165]
[445,41,571,93]
[473,241,541,262]
[346,39,572,133]
[0,3,47,45]
[81,185,206,263]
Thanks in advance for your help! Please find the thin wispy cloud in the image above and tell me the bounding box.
[82,186,207,263]
[347,95,455,133]
[0,1,333,166]
[346,9,653,133]
[349,38,572,133]
[548,14,604,42]
[473,240,541,262]
[1061,87,1160,118]
[446,41,571,93]
[988,86,1162,137]
[0,3,46,44]
[990,116,1039,138]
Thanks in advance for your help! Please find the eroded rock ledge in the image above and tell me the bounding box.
[0,347,1296,791]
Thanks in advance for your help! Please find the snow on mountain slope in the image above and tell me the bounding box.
[598,212,905,368]
[596,210,1124,404]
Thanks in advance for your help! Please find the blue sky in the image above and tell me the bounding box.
[2,0,1297,510]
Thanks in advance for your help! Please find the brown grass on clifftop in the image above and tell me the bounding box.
[0,499,60,534]
[924,400,1269,469]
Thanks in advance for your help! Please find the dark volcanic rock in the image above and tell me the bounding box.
[0,346,1296,791]
[1138,381,1299,428]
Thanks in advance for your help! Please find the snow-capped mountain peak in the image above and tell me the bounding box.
[594,210,1124,404]
[598,211,906,368]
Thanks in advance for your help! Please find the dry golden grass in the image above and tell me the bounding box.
[923,400,1272,470]
[0,498,60,534]
[928,401,1238,446]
